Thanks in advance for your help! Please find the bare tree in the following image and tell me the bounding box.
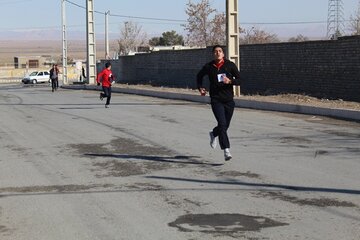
[288,34,309,42]
[240,27,280,44]
[118,21,147,56]
[349,4,360,35]
[208,13,226,45]
[183,0,225,47]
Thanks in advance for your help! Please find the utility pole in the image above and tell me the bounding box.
[105,11,110,59]
[61,0,68,84]
[86,0,96,84]
[327,0,345,39]
[226,0,240,96]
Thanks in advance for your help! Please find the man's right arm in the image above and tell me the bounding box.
[196,64,208,90]
[96,70,104,85]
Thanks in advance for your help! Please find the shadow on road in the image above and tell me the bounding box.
[146,176,360,195]
[84,153,224,167]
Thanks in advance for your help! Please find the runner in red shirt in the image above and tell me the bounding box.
[97,62,114,108]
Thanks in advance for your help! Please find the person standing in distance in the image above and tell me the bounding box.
[97,62,114,108]
[49,64,60,92]
[197,45,242,161]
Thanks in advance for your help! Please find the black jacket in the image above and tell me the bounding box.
[197,59,241,102]
[49,68,59,80]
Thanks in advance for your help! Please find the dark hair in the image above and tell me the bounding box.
[105,62,111,68]
[212,45,223,52]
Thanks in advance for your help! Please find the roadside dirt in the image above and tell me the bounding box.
[117,84,360,111]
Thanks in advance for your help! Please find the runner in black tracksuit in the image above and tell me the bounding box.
[49,64,60,92]
[197,45,242,161]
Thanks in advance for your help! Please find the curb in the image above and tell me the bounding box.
[61,85,360,121]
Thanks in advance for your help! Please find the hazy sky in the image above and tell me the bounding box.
[0,0,358,39]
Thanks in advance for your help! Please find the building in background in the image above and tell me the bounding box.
[14,55,54,69]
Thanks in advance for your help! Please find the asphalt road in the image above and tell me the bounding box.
[0,84,359,240]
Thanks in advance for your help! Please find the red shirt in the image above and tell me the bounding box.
[96,68,113,87]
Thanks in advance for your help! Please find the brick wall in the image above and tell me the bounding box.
[99,48,211,89]
[99,35,360,102]
[239,35,360,101]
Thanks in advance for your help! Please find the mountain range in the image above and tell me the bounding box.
[0,25,329,41]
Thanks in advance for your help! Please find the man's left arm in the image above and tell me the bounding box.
[228,62,242,85]
[110,71,115,82]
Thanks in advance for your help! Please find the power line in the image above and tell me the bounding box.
[64,1,351,26]
[0,0,353,31]
[109,13,186,23]
[0,20,351,32]
[64,0,106,15]
[65,0,86,10]
[1,19,348,32]
[64,0,186,22]
[241,21,328,25]
[0,20,352,32]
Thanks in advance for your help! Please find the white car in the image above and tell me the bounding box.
[22,71,50,84]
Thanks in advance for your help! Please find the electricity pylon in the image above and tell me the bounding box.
[327,0,345,39]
